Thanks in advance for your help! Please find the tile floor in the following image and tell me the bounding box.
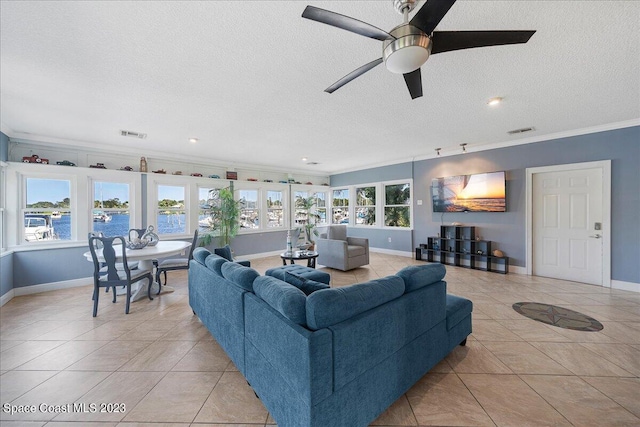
[1,252,639,426]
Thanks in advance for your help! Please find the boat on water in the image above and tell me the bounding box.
[93,210,112,222]
[198,217,213,228]
[24,214,57,241]
[51,211,62,219]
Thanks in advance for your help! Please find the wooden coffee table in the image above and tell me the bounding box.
[280,250,319,268]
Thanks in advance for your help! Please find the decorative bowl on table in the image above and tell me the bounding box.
[126,239,149,250]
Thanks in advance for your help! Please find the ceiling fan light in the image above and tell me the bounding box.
[383,24,432,74]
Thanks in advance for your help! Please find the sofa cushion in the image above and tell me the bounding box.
[192,247,211,265]
[327,225,347,241]
[221,262,260,292]
[284,272,330,296]
[347,245,366,257]
[446,294,473,330]
[214,245,234,261]
[265,265,331,285]
[306,276,405,330]
[253,276,308,326]
[204,254,227,276]
[396,263,446,293]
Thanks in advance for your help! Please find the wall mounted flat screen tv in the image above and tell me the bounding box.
[431,171,506,212]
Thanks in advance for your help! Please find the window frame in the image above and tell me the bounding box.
[354,183,378,227]
[235,181,289,234]
[147,175,191,239]
[330,187,350,225]
[89,173,141,237]
[382,180,413,229]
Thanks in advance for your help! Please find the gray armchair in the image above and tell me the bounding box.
[316,225,369,271]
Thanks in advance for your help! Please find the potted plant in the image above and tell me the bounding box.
[295,194,320,250]
[201,187,244,247]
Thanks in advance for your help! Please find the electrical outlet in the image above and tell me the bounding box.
[388,237,392,243]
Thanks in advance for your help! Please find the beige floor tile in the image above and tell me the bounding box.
[496,319,569,342]
[0,341,66,371]
[370,395,417,426]
[406,373,494,426]
[445,340,512,374]
[0,370,57,402]
[483,341,573,375]
[32,320,105,341]
[521,374,640,426]
[15,340,109,371]
[73,320,144,340]
[54,371,165,422]
[473,303,525,321]
[459,373,571,427]
[0,422,47,427]
[579,342,640,376]
[1,340,26,352]
[193,371,268,424]
[1,371,111,421]
[123,371,221,423]
[44,422,117,426]
[171,340,231,372]
[159,320,211,341]
[598,321,640,344]
[116,321,179,341]
[0,321,70,341]
[118,340,196,372]
[471,320,523,341]
[582,376,640,418]
[531,342,635,376]
[115,423,190,427]
[66,340,154,371]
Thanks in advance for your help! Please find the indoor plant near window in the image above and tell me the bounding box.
[295,194,320,250]
[201,187,244,247]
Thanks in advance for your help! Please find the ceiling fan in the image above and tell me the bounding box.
[302,0,535,99]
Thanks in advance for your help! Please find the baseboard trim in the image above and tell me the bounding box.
[0,289,15,307]
[13,277,92,296]
[509,265,527,275]
[237,250,284,261]
[370,248,414,258]
[611,280,640,293]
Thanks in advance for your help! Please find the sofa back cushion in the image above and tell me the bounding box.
[221,262,260,292]
[204,254,227,276]
[192,247,211,265]
[253,276,307,326]
[284,272,330,296]
[396,264,446,293]
[306,276,405,330]
[327,225,347,241]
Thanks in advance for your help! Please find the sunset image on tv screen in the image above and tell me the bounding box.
[431,171,506,212]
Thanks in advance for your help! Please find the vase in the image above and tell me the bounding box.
[142,225,159,246]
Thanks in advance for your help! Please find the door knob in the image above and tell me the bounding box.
[589,234,601,239]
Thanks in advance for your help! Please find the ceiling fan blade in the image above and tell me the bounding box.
[410,0,457,35]
[431,30,536,54]
[302,6,393,41]
[325,58,383,94]
[403,69,423,100]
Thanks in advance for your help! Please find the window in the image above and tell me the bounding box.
[315,192,328,225]
[293,191,308,228]
[384,183,411,227]
[355,186,376,226]
[198,186,221,230]
[239,189,259,230]
[332,188,349,224]
[92,181,130,236]
[23,178,72,242]
[156,185,186,235]
[266,190,284,228]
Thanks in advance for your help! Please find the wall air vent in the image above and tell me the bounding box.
[120,130,147,139]
[507,127,535,135]
[306,162,320,165]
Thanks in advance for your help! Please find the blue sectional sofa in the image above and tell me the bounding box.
[188,247,472,427]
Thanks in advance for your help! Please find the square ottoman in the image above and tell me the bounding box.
[265,265,331,285]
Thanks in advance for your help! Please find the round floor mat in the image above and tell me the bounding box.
[512,302,604,331]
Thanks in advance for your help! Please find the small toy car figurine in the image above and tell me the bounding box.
[56,160,76,166]
[89,163,106,169]
[305,182,313,185]
[208,174,220,179]
[263,179,273,182]
[120,166,134,171]
[247,178,258,181]
[173,171,182,175]
[278,180,288,184]
[22,155,49,164]
[191,173,203,177]
[152,169,166,174]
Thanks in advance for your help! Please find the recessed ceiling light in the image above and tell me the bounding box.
[301,157,308,162]
[189,138,198,143]
[487,97,503,106]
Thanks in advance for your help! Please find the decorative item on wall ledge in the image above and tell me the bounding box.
[173,171,183,175]
[139,156,147,172]
[493,249,504,257]
[142,225,159,246]
[152,169,166,174]
[226,171,238,180]
[89,163,107,169]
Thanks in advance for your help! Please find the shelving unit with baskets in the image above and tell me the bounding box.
[415,225,508,274]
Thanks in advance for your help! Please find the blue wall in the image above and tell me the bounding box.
[1,132,8,161]
[331,126,640,284]
[1,254,13,297]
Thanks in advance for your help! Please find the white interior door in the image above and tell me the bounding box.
[532,167,603,285]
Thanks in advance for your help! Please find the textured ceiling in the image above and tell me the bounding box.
[1,1,639,174]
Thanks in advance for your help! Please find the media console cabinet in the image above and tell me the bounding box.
[415,225,509,274]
